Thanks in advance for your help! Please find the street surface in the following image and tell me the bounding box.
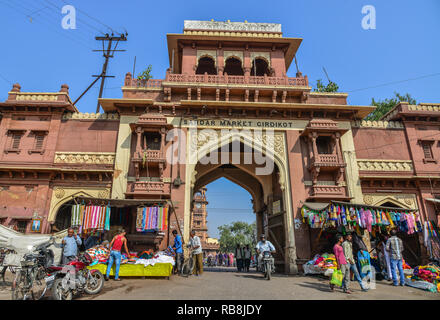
[0,267,438,300]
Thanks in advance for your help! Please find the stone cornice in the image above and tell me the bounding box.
[351,120,404,129]
[357,159,413,172]
[62,112,119,120]
[54,152,116,165]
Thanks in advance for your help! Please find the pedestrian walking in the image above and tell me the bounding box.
[244,244,251,272]
[330,234,351,294]
[235,244,244,272]
[228,252,234,267]
[189,230,203,276]
[386,229,405,286]
[342,234,368,292]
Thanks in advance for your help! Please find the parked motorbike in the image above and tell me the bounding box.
[261,251,275,280]
[51,252,104,300]
[11,238,55,300]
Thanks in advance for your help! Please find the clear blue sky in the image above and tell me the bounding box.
[1,1,439,237]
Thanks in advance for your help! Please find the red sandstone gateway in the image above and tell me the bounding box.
[0,19,438,274]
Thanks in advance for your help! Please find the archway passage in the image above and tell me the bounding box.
[224,57,244,76]
[196,56,217,75]
[54,199,75,232]
[191,141,288,272]
[251,58,270,76]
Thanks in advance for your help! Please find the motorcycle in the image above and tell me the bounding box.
[261,251,275,280]
[11,238,55,300]
[51,252,104,300]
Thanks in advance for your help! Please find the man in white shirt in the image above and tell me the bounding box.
[255,234,275,271]
[243,244,252,272]
[189,230,203,276]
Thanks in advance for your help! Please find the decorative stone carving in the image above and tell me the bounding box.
[250,52,271,68]
[351,120,404,129]
[196,50,217,66]
[54,152,116,165]
[98,189,110,199]
[184,20,282,33]
[62,113,119,120]
[223,51,244,64]
[363,195,373,205]
[54,188,65,199]
[16,93,58,101]
[404,198,413,206]
[357,159,413,172]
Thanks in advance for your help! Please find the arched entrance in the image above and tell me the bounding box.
[183,131,297,274]
[53,199,75,232]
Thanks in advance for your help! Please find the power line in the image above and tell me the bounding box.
[0,72,12,85]
[59,0,116,34]
[0,0,93,50]
[347,72,440,93]
[42,0,106,35]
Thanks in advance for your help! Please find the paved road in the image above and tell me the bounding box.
[1,268,438,300]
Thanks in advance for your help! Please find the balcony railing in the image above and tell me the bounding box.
[133,150,165,162]
[310,154,345,169]
[124,73,308,88]
[311,185,346,197]
[316,154,338,163]
[128,181,168,194]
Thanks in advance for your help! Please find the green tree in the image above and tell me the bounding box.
[137,65,153,81]
[218,221,256,252]
[313,79,339,93]
[365,92,416,121]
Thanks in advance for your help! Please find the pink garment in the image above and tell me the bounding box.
[361,209,373,232]
[406,213,415,234]
[333,244,347,265]
[229,253,234,265]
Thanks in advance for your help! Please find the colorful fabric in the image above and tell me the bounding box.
[104,206,111,231]
[71,204,82,226]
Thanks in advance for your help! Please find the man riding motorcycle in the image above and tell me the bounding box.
[255,234,275,272]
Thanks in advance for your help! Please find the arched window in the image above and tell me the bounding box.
[224,57,244,76]
[251,58,270,76]
[196,57,217,75]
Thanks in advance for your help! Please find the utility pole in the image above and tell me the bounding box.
[94,33,127,112]
[73,32,127,112]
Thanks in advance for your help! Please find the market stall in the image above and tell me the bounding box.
[67,196,182,278]
[300,201,421,277]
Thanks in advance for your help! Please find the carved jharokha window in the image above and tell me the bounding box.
[29,130,47,154]
[5,130,24,153]
[196,57,217,75]
[143,132,161,150]
[316,136,332,154]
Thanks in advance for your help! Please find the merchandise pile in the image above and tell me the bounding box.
[303,253,337,275]
[405,265,440,293]
[85,245,175,267]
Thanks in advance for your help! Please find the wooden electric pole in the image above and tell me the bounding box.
[72,33,128,111]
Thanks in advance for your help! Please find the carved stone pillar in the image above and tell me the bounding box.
[254,90,259,102]
[311,132,319,162]
[136,127,142,157]
[334,132,342,163]
[134,163,140,181]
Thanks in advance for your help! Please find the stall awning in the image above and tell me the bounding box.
[302,202,330,211]
[426,198,440,204]
[74,196,170,208]
[302,200,417,212]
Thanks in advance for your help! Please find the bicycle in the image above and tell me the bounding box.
[180,249,195,277]
[0,248,18,283]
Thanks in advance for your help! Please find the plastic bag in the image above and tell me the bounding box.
[330,269,343,287]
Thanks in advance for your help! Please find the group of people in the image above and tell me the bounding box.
[61,227,130,282]
[331,228,406,294]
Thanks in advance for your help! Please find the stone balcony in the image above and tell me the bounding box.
[124,72,308,89]
[309,154,346,170]
[125,180,170,196]
[309,185,348,199]
[132,150,166,164]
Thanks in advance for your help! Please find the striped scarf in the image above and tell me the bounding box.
[71,204,82,226]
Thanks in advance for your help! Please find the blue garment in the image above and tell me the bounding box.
[357,250,371,279]
[349,263,366,290]
[173,234,183,254]
[256,240,275,253]
[106,250,122,279]
[84,236,99,250]
[62,235,81,257]
[390,258,405,286]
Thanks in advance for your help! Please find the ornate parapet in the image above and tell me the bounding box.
[408,104,440,112]
[62,112,120,120]
[351,120,404,129]
[54,152,116,165]
[357,159,413,172]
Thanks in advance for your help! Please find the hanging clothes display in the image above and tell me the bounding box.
[136,206,169,232]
